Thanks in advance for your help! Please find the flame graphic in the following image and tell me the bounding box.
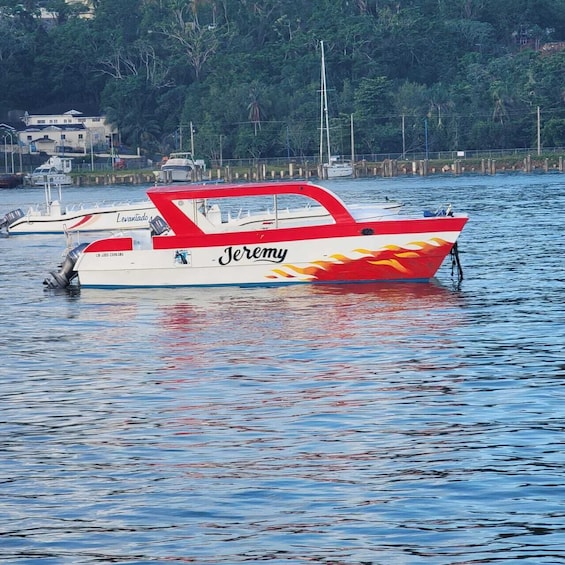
[265,237,454,281]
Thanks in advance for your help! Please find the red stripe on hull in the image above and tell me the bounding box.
[85,237,134,253]
[67,214,94,230]
[150,216,467,250]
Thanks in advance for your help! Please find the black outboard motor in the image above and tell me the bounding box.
[0,208,25,234]
[43,242,89,289]
[150,215,170,236]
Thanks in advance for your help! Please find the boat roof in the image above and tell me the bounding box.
[148,180,344,200]
[167,152,194,159]
[147,181,355,236]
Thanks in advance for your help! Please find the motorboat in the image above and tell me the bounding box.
[157,152,206,182]
[0,182,158,235]
[44,180,467,289]
[28,156,73,187]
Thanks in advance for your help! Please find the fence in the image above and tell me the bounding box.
[206,146,565,170]
[2,146,565,174]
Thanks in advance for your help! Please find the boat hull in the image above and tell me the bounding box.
[325,163,353,179]
[30,174,72,187]
[74,222,464,288]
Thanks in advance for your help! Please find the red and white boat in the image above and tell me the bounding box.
[44,181,467,289]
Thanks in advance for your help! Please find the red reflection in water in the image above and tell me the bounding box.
[152,282,466,372]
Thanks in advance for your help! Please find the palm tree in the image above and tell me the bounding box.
[247,87,264,136]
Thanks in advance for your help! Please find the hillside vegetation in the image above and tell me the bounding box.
[1,0,564,162]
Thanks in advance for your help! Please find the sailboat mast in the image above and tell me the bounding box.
[350,113,354,164]
[319,42,325,166]
[320,41,332,165]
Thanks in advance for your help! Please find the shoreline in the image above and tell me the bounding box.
[69,154,564,185]
[7,154,562,187]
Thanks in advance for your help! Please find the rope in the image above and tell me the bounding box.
[450,241,464,281]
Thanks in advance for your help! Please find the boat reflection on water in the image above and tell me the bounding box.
[50,280,469,472]
[63,280,466,374]
[307,278,461,305]
[65,278,463,319]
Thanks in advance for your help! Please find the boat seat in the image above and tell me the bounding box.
[206,204,222,225]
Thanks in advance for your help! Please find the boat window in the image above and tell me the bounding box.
[163,164,194,171]
[174,193,336,233]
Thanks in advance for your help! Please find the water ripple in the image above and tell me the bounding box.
[1,176,564,563]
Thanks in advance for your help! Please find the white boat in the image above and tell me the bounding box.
[1,180,399,236]
[319,41,353,179]
[28,156,73,187]
[157,152,206,182]
[0,183,158,235]
[326,156,354,179]
[43,180,467,290]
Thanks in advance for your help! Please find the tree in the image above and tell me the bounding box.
[542,117,565,147]
[2,0,565,160]
[154,0,219,81]
[102,76,162,151]
[247,86,266,136]
[353,76,394,153]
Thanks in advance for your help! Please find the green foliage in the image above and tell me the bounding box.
[1,0,564,160]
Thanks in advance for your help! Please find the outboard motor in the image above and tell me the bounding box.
[150,215,170,236]
[43,242,89,289]
[0,208,25,233]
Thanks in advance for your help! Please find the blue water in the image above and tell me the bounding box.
[1,174,564,564]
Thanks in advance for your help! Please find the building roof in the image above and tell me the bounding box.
[26,104,101,116]
[23,124,87,132]
[0,122,23,133]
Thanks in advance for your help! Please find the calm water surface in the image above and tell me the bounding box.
[0,175,564,564]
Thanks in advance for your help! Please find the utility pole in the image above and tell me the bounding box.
[424,118,429,160]
[537,106,541,156]
[401,114,406,159]
[350,114,354,165]
[190,121,195,156]
[219,134,223,166]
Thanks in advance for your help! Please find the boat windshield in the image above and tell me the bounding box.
[33,167,56,174]
[162,164,194,171]
[173,193,335,233]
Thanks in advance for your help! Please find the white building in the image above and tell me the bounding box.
[19,109,117,156]
[40,0,94,23]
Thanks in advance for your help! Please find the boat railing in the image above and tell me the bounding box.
[59,198,149,213]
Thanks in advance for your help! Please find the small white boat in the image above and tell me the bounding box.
[44,180,467,289]
[0,183,158,235]
[28,156,73,187]
[157,152,206,182]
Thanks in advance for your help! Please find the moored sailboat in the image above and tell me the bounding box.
[319,41,353,179]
